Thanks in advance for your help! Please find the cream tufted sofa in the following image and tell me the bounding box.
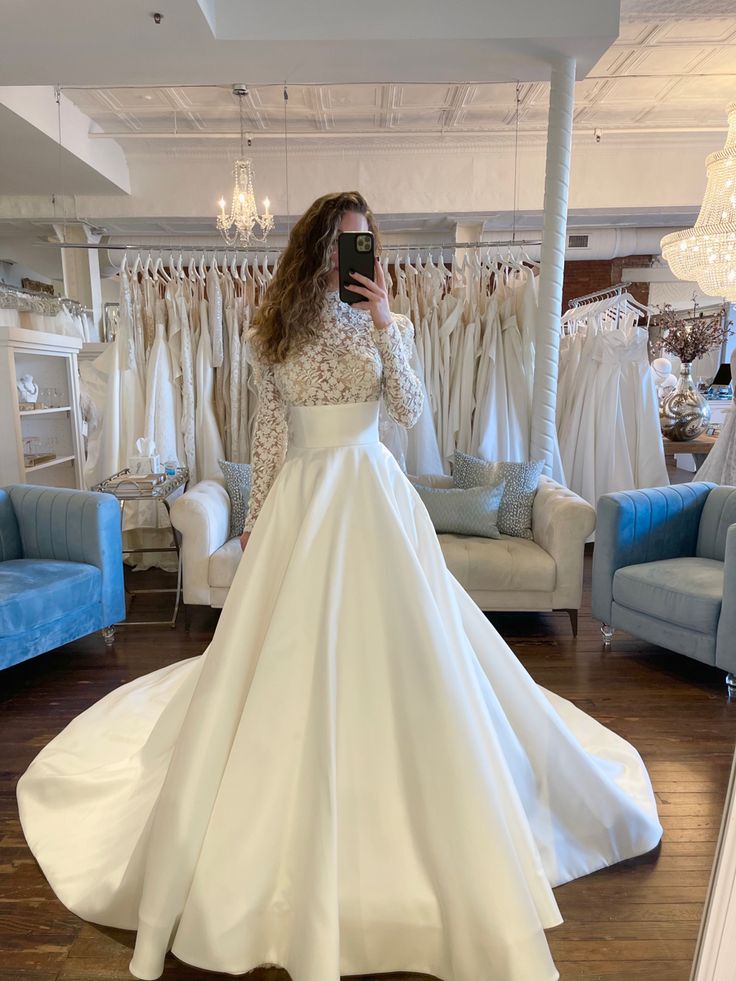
[170,472,595,634]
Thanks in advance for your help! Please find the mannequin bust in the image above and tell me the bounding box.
[651,357,677,400]
[16,374,39,404]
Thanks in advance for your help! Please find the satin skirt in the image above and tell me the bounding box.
[16,399,663,981]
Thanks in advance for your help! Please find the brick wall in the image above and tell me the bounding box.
[561,254,655,311]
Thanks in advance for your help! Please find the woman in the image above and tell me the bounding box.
[16,192,662,981]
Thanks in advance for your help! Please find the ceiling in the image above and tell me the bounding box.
[0,104,123,196]
[1,0,735,266]
[0,0,617,87]
[59,14,736,152]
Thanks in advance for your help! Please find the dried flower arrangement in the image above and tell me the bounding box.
[654,303,733,364]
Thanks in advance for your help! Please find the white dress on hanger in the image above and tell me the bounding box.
[619,323,669,489]
[194,296,225,481]
[473,290,503,457]
[695,350,736,485]
[437,291,465,467]
[144,296,179,467]
[18,289,662,981]
[174,281,197,482]
[83,265,145,488]
[390,262,444,477]
[499,277,531,461]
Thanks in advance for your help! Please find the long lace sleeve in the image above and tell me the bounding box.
[243,357,288,533]
[371,314,424,429]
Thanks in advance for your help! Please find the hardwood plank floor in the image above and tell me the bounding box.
[1,540,734,981]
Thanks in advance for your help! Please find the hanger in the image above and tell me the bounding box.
[153,253,171,284]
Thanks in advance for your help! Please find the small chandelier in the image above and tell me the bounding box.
[661,102,736,301]
[216,85,274,246]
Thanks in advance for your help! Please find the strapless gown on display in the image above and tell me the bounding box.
[16,398,663,981]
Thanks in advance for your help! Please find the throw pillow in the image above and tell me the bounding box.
[411,480,506,539]
[218,460,252,539]
[452,450,544,540]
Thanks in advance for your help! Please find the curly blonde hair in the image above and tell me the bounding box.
[250,191,381,364]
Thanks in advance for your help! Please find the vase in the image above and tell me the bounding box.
[659,362,711,441]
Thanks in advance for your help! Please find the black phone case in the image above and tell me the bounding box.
[338,232,375,305]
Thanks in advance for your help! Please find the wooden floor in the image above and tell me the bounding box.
[1,530,734,980]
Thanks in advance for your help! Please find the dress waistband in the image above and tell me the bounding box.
[287,399,381,449]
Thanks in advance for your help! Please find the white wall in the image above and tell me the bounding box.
[41,132,718,228]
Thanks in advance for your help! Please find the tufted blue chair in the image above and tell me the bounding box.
[0,484,126,671]
[592,482,736,694]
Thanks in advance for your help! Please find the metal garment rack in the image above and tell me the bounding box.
[568,281,633,308]
[0,280,93,316]
[46,239,543,253]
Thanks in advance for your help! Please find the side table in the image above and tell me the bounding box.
[662,435,716,473]
[93,467,190,628]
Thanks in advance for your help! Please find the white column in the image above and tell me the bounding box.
[455,220,484,267]
[529,57,575,474]
[53,223,104,337]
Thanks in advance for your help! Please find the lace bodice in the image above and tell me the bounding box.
[242,290,424,532]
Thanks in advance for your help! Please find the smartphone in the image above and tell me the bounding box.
[338,231,375,305]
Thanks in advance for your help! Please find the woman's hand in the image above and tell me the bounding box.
[349,259,393,332]
[239,530,251,551]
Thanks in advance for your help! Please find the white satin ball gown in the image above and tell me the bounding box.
[16,290,663,981]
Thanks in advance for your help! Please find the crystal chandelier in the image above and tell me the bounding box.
[661,102,736,301]
[216,85,274,246]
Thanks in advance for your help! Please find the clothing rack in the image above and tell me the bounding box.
[43,239,542,253]
[380,240,542,250]
[568,282,633,308]
[0,281,92,318]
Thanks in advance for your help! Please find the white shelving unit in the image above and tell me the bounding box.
[0,324,84,489]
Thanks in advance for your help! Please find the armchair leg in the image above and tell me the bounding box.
[101,626,116,647]
[726,673,736,698]
[601,623,615,648]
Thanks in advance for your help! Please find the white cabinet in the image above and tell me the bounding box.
[0,325,84,489]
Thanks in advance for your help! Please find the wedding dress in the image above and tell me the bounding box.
[695,348,736,485]
[194,295,225,481]
[17,289,662,981]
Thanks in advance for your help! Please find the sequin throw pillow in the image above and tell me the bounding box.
[410,480,506,539]
[452,450,544,540]
[218,460,252,539]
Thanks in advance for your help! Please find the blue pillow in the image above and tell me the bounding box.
[453,450,543,540]
[218,460,252,538]
[411,479,506,539]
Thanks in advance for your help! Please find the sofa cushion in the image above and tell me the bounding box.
[438,534,556,593]
[613,557,724,635]
[452,451,544,540]
[411,480,505,539]
[209,537,245,590]
[208,532,557,597]
[218,460,252,539]
[0,559,102,637]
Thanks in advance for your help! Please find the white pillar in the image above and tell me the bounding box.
[53,222,104,338]
[529,57,575,474]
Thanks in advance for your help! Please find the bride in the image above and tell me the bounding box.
[16,191,663,981]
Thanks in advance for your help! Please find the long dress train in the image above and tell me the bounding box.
[17,296,662,981]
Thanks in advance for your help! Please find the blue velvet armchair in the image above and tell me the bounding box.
[592,482,736,695]
[0,484,126,671]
